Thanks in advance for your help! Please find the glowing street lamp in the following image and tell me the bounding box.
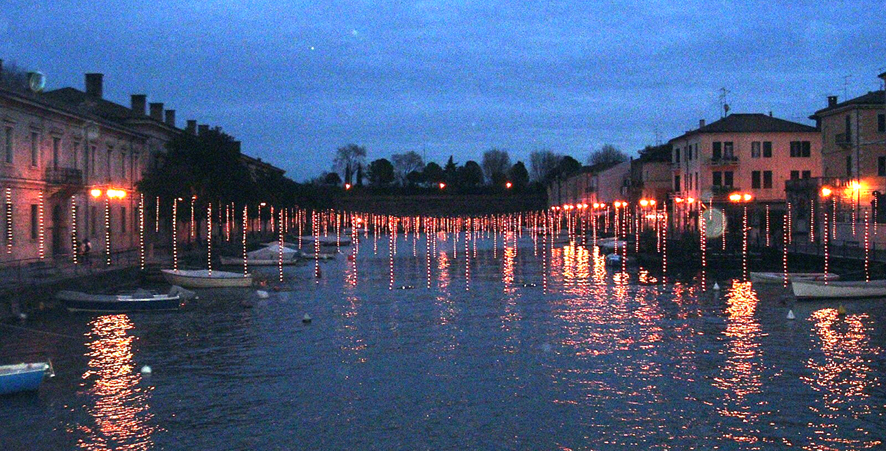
[344,183,352,190]
[821,187,832,197]
[439,182,446,190]
[505,182,513,189]
[90,189,102,198]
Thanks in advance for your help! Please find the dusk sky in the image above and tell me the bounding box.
[2,1,884,181]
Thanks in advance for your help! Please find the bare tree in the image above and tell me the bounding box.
[391,151,424,185]
[333,144,367,185]
[529,149,561,182]
[588,144,627,168]
[481,148,511,185]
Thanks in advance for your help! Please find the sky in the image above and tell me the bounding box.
[1,0,885,181]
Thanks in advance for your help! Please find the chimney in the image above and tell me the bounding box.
[164,109,176,127]
[186,120,197,134]
[85,73,103,98]
[198,124,209,135]
[769,111,773,117]
[699,119,705,128]
[131,94,147,115]
[149,102,163,121]
[828,95,838,107]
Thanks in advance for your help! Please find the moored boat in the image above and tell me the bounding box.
[161,269,253,288]
[750,272,839,284]
[0,362,54,395]
[56,287,191,312]
[792,279,886,299]
[220,244,305,266]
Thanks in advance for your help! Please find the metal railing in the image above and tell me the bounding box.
[45,167,84,185]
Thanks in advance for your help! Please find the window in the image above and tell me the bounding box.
[106,149,112,182]
[790,171,800,180]
[674,175,681,192]
[879,114,885,133]
[30,204,38,240]
[724,171,734,187]
[120,152,126,179]
[845,115,851,141]
[790,141,811,157]
[723,142,734,159]
[712,142,722,160]
[847,155,852,177]
[3,127,12,164]
[713,171,722,186]
[752,171,761,189]
[90,206,97,237]
[751,142,761,158]
[121,207,126,234]
[674,148,680,163]
[880,156,886,176]
[52,137,60,169]
[30,132,38,166]
[90,146,96,175]
[763,171,772,189]
[763,141,772,158]
[802,171,810,179]
[72,141,80,170]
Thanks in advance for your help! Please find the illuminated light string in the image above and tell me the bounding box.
[782,213,789,288]
[190,196,196,240]
[465,218,470,291]
[808,199,814,243]
[207,203,212,276]
[278,209,284,283]
[71,195,78,265]
[172,198,179,271]
[389,216,395,290]
[104,197,111,266]
[155,196,160,233]
[742,205,748,281]
[823,208,829,285]
[242,205,248,277]
[314,211,321,279]
[138,193,145,270]
[765,204,771,247]
[864,210,870,283]
[38,190,45,260]
[699,205,706,290]
[5,188,12,254]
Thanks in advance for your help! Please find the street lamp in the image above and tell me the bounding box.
[505,181,513,189]
[729,192,753,280]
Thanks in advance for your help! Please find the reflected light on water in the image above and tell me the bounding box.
[802,308,883,450]
[76,314,158,451]
[713,281,767,445]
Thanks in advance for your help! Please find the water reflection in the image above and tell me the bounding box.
[713,281,767,445]
[802,308,883,450]
[76,314,158,451]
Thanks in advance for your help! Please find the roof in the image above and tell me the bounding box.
[811,90,885,118]
[669,113,818,143]
[241,153,286,176]
[42,87,177,131]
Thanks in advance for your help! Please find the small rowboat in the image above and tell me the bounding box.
[220,244,305,266]
[56,287,193,312]
[750,272,839,284]
[792,279,886,300]
[0,362,54,395]
[161,269,253,288]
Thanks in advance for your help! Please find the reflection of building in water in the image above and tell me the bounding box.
[802,308,882,450]
[713,281,767,446]
[78,314,157,451]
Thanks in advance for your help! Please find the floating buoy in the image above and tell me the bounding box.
[256,290,269,299]
[140,365,152,375]
[713,282,720,291]
[837,305,847,316]
[303,313,312,324]
[787,309,796,320]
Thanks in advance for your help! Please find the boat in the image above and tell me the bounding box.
[161,269,253,288]
[595,237,627,251]
[56,286,193,312]
[604,253,636,266]
[0,362,54,395]
[750,272,839,284]
[792,279,886,299]
[220,244,305,266]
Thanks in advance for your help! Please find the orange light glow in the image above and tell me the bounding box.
[821,187,832,197]
[505,182,513,189]
[439,182,446,189]
[674,197,684,203]
[650,200,656,206]
[687,197,695,204]
[593,203,600,209]
[344,183,351,190]
[106,189,127,199]
[743,193,752,202]
[729,193,742,202]
[90,189,102,198]
[640,199,649,207]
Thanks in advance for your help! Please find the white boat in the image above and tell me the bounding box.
[0,362,54,395]
[161,269,253,288]
[792,279,886,299]
[750,272,839,285]
[220,244,304,266]
[56,286,194,312]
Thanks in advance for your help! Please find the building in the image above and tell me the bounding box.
[790,72,886,245]
[546,161,632,208]
[629,145,671,205]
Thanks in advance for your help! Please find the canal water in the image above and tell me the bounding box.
[1,235,885,450]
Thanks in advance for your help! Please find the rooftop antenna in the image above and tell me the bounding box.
[718,87,731,118]
[842,74,852,100]
[654,127,662,146]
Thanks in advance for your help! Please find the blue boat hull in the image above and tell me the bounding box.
[0,368,46,395]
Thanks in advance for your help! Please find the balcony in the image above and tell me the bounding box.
[707,156,739,166]
[710,185,738,196]
[835,133,852,148]
[45,167,84,186]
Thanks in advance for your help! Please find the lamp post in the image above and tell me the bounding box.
[729,192,753,281]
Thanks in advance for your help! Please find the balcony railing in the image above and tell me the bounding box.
[45,167,84,186]
[707,156,739,166]
[835,133,852,148]
[710,185,738,196]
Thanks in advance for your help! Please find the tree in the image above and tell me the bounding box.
[444,156,458,185]
[507,161,530,191]
[333,144,367,185]
[457,160,484,189]
[323,172,342,186]
[556,156,582,177]
[406,170,425,187]
[422,162,445,185]
[589,144,628,169]
[529,149,561,182]
[391,151,424,185]
[355,163,364,187]
[367,158,395,187]
[638,144,670,162]
[481,148,511,185]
